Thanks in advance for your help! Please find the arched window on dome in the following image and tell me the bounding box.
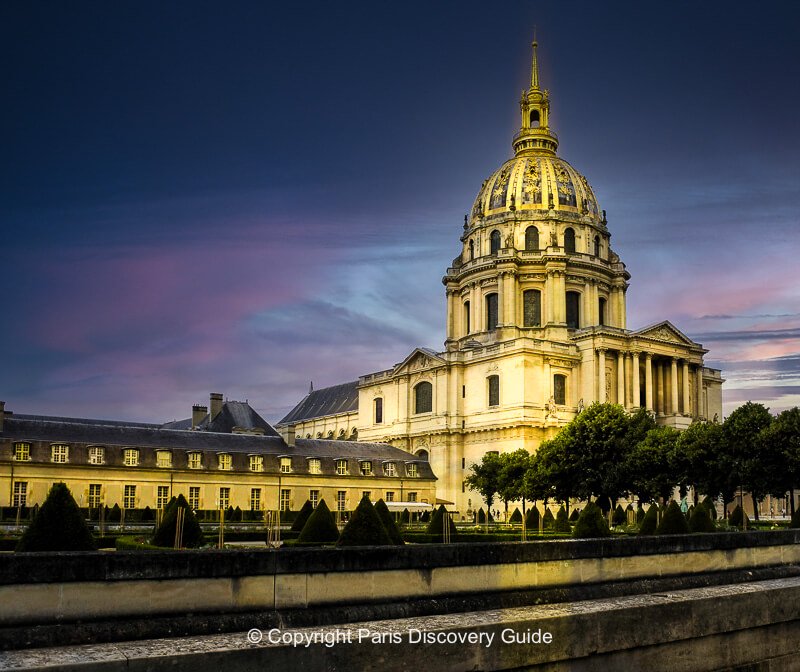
[523,289,542,327]
[553,374,567,406]
[490,230,501,255]
[414,381,433,414]
[530,109,540,128]
[464,300,471,335]
[525,226,539,251]
[566,291,580,329]
[598,297,606,326]
[594,235,601,257]
[564,228,576,254]
[469,239,475,261]
[485,293,498,331]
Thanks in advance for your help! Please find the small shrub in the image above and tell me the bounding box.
[554,506,571,533]
[525,506,541,530]
[509,508,522,523]
[141,506,155,522]
[107,504,122,522]
[790,508,800,529]
[569,508,580,522]
[729,504,750,529]
[291,500,315,532]
[573,502,610,538]
[151,494,204,548]
[638,504,659,535]
[688,503,716,533]
[612,504,626,526]
[702,496,718,520]
[374,499,404,545]
[16,483,97,552]
[338,495,392,546]
[401,508,412,525]
[297,499,339,544]
[542,508,555,529]
[636,505,646,523]
[656,501,690,535]
[419,510,431,523]
[427,505,458,541]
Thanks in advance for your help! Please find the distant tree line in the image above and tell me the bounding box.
[465,402,800,521]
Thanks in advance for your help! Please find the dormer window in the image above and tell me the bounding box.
[280,457,292,473]
[156,450,172,468]
[123,448,139,467]
[384,462,397,477]
[336,459,348,476]
[188,452,202,469]
[218,453,232,471]
[308,458,321,474]
[51,444,69,463]
[13,443,31,462]
[88,446,104,465]
[250,455,264,472]
[407,463,419,478]
[360,460,373,476]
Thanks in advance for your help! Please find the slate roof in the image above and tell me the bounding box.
[278,381,359,425]
[13,414,159,429]
[160,401,281,437]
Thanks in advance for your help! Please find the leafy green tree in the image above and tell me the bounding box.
[760,407,800,515]
[723,402,774,520]
[624,426,680,503]
[497,449,532,520]
[17,483,96,552]
[152,494,204,548]
[464,452,503,530]
[573,502,610,538]
[337,495,391,546]
[297,499,339,544]
[656,500,689,535]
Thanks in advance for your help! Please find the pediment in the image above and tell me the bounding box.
[393,348,445,375]
[635,321,696,346]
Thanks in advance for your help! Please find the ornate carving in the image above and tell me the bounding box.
[546,396,558,418]
[521,158,542,205]
[577,398,585,413]
[647,327,681,343]
[549,359,574,369]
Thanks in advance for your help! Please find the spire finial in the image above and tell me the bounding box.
[530,28,539,90]
[309,381,314,394]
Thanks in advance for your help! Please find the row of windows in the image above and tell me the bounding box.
[10,482,421,513]
[301,428,358,440]
[10,443,419,478]
[467,227,604,259]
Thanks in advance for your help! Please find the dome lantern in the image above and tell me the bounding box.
[513,37,559,157]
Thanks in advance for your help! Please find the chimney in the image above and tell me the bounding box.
[209,393,224,420]
[192,404,207,429]
[0,401,5,433]
[280,424,296,448]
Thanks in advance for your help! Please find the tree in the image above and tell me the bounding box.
[723,402,774,520]
[17,483,96,552]
[464,452,503,530]
[337,495,391,546]
[573,502,610,538]
[760,407,800,515]
[655,500,689,535]
[497,449,532,520]
[152,494,204,548]
[624,426,680,504]
[297,499,339,544]
[679,420,734,514]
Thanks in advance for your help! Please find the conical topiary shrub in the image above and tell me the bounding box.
[569,507,580,522]
[297,499,339,544]
[337,495,392,546]
[554,506,571,533]
[790,507,800,529]
[636,505,646,523]
[420,510,431,523]
[656,501,690,535]
[509,508,522,523]
[702,496,718,520]
[612,504,626,526]
[16,483,96,552]
[525,506,541,530]
[291,500,315,532]
[638,504,659,535]
[688,503,716,533]
[152,494,204,548]
[141,506,155,522]
[573,501,610,538]
[374,499,404,545]
[108,503,122,522]
[427,504,458,541]
[542,508,555,529]
[729,504,750,529]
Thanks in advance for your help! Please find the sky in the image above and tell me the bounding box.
[2,1,799,424]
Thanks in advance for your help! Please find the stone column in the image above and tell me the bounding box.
[696,366,704,419]
[645,353,653,411]
[632,352,641,408]
[682,361,690,415]
[507,272,517,327]
[617,351,625,406]
[496,273,504,326]
[553,271,566,324]
[671,358,679,416]
[598,349,606,402]
[544,274,555,324]
[445,289,455,341]
[655,362,663,415]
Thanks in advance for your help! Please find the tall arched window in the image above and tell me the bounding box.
[523,289,542,327]
[414,381,433,414]
[594,235,601,257]
[525,226,539,251]
[374,397,383,424]
[566,291,580,329]
[598,297,606,326]
[553,374,566,405]
[485,293,498,331]
[469,239,475,261]
[564,228,576,254]
[487,375,500,407]
[490,230,501,255]
[530,109,540,128]
[464,301,471,334]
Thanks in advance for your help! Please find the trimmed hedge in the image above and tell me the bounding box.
[729,504,750,529]
[525,507,541,530]
[16,483,96,552]
[612,504,626,526]
[656,501,690,535]
[116,535,164,551]
[374,499,404,545]
[151,495,204,548]
[702,496,718,520]
[554,506,571,533]
[509,508,522,523]
[791,507,800,529]
[427,505,458,541]
[638,504,659,535]
[542,508,555,530]
[688,503,717,533]
[297,499,339,544]
[573,501,610,538]
[337,495,392,547]
[291,500,315,533]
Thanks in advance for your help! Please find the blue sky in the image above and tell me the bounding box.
[2,1,799,423]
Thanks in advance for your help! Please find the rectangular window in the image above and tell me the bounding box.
[464,301,471,334]
[156,485,170,508]
[336,490,347,512]
[88,484,102,508]
[336,459,348,475]
[488,375,500,407]
[360,460,373,476]
[384,462,396,477]
[188,486,200,509]
[13,443,31,461]
[554,374,567,406]
[249,455,264,472]
[51,444,69,463]
[156,451,172,468]
[12,482,27,507]
[362,491,371,501]
[308,458,321,474]
[566,291,580,329]
[123,485,136,509]
[309,489,319,508]
[407,463,418,478]
[218,487,230,509]
[408,492,417,502]
[218,453,232,470]
[280,457,292,473]
[123,448,139,467]
[385,491,394,502]
[188,452,202,469]
[280,488,291,512]
[374,397,383,424]
[462,458,466,469]
[250,488,261,511]
[523,289,542,327]
[88,446,104,465]
[486,293,498,331]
